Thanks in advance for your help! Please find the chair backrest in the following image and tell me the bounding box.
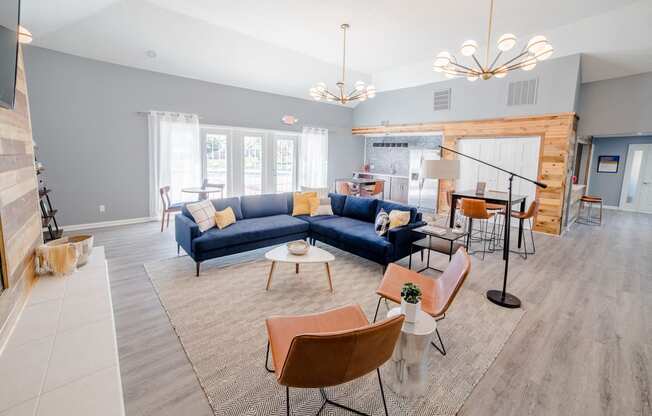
[460,198,491,219]
[159,186,171,210]
[278,314,404,388]
[371,180,384,195]
[336,181,352,195]
[202,179,223,189]
[432,247,472,316]
[525,200,540,220]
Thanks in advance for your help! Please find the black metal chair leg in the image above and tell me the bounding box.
[431,328,447,356]
[377,368,389,416]
[373,297,382,323]
[196,262,200,277]
[286,386,290,416]
[530,219,536,254]
[265,342,275,373]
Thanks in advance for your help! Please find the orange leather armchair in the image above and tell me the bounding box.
[265,304,404,416]
[374,248,471,356]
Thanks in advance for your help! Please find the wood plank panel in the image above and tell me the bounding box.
[353,113,577,235]
[0,47,41,341]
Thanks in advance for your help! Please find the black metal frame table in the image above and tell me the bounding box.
[408,225,468,273]
[449,190,527,256]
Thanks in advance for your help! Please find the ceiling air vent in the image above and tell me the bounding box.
[507,78,538,106]
[433,88,451,111]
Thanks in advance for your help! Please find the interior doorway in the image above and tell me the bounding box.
[620,143,652,213]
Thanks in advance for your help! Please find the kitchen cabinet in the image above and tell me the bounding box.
[389,177,409,203]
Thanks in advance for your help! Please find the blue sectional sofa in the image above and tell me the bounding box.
[175,192,425,276]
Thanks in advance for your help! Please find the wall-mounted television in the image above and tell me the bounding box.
[0,0,20,110]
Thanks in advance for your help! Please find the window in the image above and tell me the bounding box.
[206,134,228,195]
[275,138,296,193]
[243,135,263,195]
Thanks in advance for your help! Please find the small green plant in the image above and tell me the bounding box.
[401,282,422,304]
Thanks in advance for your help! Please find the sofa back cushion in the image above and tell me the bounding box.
[241,193,289,219]
[328,193,347,216]
[343,196,378,223]
[376,200,418,224]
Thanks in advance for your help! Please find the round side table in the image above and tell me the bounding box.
[385,306,437,398]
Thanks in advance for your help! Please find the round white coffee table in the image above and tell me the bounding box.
[385,306,437,398]
[264,244,335,292]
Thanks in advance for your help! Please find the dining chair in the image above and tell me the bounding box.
[374,248,471,356]
[264,304,404,416]
[360,180,384,198]
[336,181,355,195]
[159,186,183,232]
[460,198,496,259]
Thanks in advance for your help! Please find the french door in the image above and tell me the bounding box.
[200,127,298,197]
[620,144,652,213]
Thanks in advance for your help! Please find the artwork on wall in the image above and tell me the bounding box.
[597,155,619,173]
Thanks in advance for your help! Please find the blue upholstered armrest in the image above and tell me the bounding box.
[175,214,200,257]
[387,220,427,260]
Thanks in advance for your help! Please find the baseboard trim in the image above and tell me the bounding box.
[62,216,159,232]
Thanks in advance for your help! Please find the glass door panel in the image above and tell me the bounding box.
[274,138,296,193]
[243,135,263,195]
[206,134,228,195]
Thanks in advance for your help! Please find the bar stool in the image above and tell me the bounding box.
[578,195,603,225]
[508,200,539,259]
[460,198,495,260]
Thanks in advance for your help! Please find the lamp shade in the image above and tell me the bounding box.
[420,159,460,179]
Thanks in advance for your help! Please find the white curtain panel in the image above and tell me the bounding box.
[148,112,201,217]
[298,126,329,188]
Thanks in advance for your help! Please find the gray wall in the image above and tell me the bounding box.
[353,54,581,126]
[23,46,363,226]
[578,72,652,138]
[588,135,652,206]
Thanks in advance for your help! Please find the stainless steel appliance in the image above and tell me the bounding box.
[408,149,440,212]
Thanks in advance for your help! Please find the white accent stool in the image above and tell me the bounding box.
[385,306,437,398]
[264,245,335,292]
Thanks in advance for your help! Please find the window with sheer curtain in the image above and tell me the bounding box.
[148,112,201,217]
[298,126,328,188]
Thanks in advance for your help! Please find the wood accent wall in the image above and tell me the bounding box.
[0,47,41,339]
[352,113,577,235]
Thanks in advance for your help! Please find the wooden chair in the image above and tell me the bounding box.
[264,304,404,416]
[373,248,471,356]
[360,180,384,198]
[159,186,183,232]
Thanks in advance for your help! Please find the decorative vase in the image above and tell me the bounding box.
[400,299,421,323]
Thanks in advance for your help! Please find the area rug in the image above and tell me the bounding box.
[145,245,525,416]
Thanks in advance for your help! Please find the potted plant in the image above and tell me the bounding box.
[400,282,422,323]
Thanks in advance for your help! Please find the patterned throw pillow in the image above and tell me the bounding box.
[375,209,390,236]
[310,197,334,217]
[186,199,217,232]
[389,210,411,229]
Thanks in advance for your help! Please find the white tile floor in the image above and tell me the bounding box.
[0,248,125,416]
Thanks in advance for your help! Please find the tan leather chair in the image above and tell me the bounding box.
[460,198,496,259]
[336,180,356,196]
[511,200,540,258]
[374,248,471,356]
[265,304,403,416]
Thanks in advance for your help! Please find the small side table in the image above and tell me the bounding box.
[409,225,468,272]
[385,307,437,398]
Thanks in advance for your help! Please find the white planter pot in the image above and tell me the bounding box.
[400,299,421,323]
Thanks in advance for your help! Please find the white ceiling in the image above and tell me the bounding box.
[21,0,652,102]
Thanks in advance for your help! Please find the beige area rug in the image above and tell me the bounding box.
[145,245,525,416]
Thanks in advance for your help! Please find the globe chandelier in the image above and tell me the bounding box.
[310,24,376,104]
[433,0,553,81]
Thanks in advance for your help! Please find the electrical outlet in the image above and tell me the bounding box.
[99,205,106,213]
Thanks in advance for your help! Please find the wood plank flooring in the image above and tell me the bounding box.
[88,210,652,416]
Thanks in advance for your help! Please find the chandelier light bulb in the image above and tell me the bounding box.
[497,33,517,52]
[434,51,452,68]
[527,35,548,55]
[534,44,554,61]
[521,57,537,71]
[18,25,33,44]
[366,85,376,98]
[494,67,508,78]
[460,40,478,57]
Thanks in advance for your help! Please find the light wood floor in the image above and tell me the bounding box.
[90,210,651,416]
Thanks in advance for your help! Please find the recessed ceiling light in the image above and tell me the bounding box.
[146,50,157,58]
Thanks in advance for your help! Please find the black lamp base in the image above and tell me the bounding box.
[486,290,521,309]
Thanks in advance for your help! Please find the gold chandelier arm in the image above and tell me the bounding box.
[487,50,503,72]
[471,54,486,73]
[341,24,348,86]
[322,89,341,101]
[497,48,529,70]
[485,0,494,68]
[448,61,479,75]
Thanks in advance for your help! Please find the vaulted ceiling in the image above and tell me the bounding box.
[22,0,652,101]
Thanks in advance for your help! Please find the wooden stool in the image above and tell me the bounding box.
[578,195,603,225]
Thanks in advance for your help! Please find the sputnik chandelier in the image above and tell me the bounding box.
[310,24,376,104]
[433,0,553,81]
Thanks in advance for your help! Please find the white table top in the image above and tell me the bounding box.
[181,186,224,193]
[265,244,335,264]
[387,307,437,336]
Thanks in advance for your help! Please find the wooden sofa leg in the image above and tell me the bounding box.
[196,262,200,277]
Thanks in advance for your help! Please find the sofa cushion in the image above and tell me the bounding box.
[343,196,378,223]
[295,214,338,225]
[310,216,371,241]
[193,215,308,252]
[213,197,244,220]
[376,200,418,223]
[328,193,347,216]
[241,193,289,219]
[338,222,393,258]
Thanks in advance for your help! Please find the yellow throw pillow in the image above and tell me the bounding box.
[292,191,317,216]
[214,207,236,230]
[388,210,410,229]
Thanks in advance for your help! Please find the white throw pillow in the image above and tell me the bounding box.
[186,199,217,232]
[310,198,334,217]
